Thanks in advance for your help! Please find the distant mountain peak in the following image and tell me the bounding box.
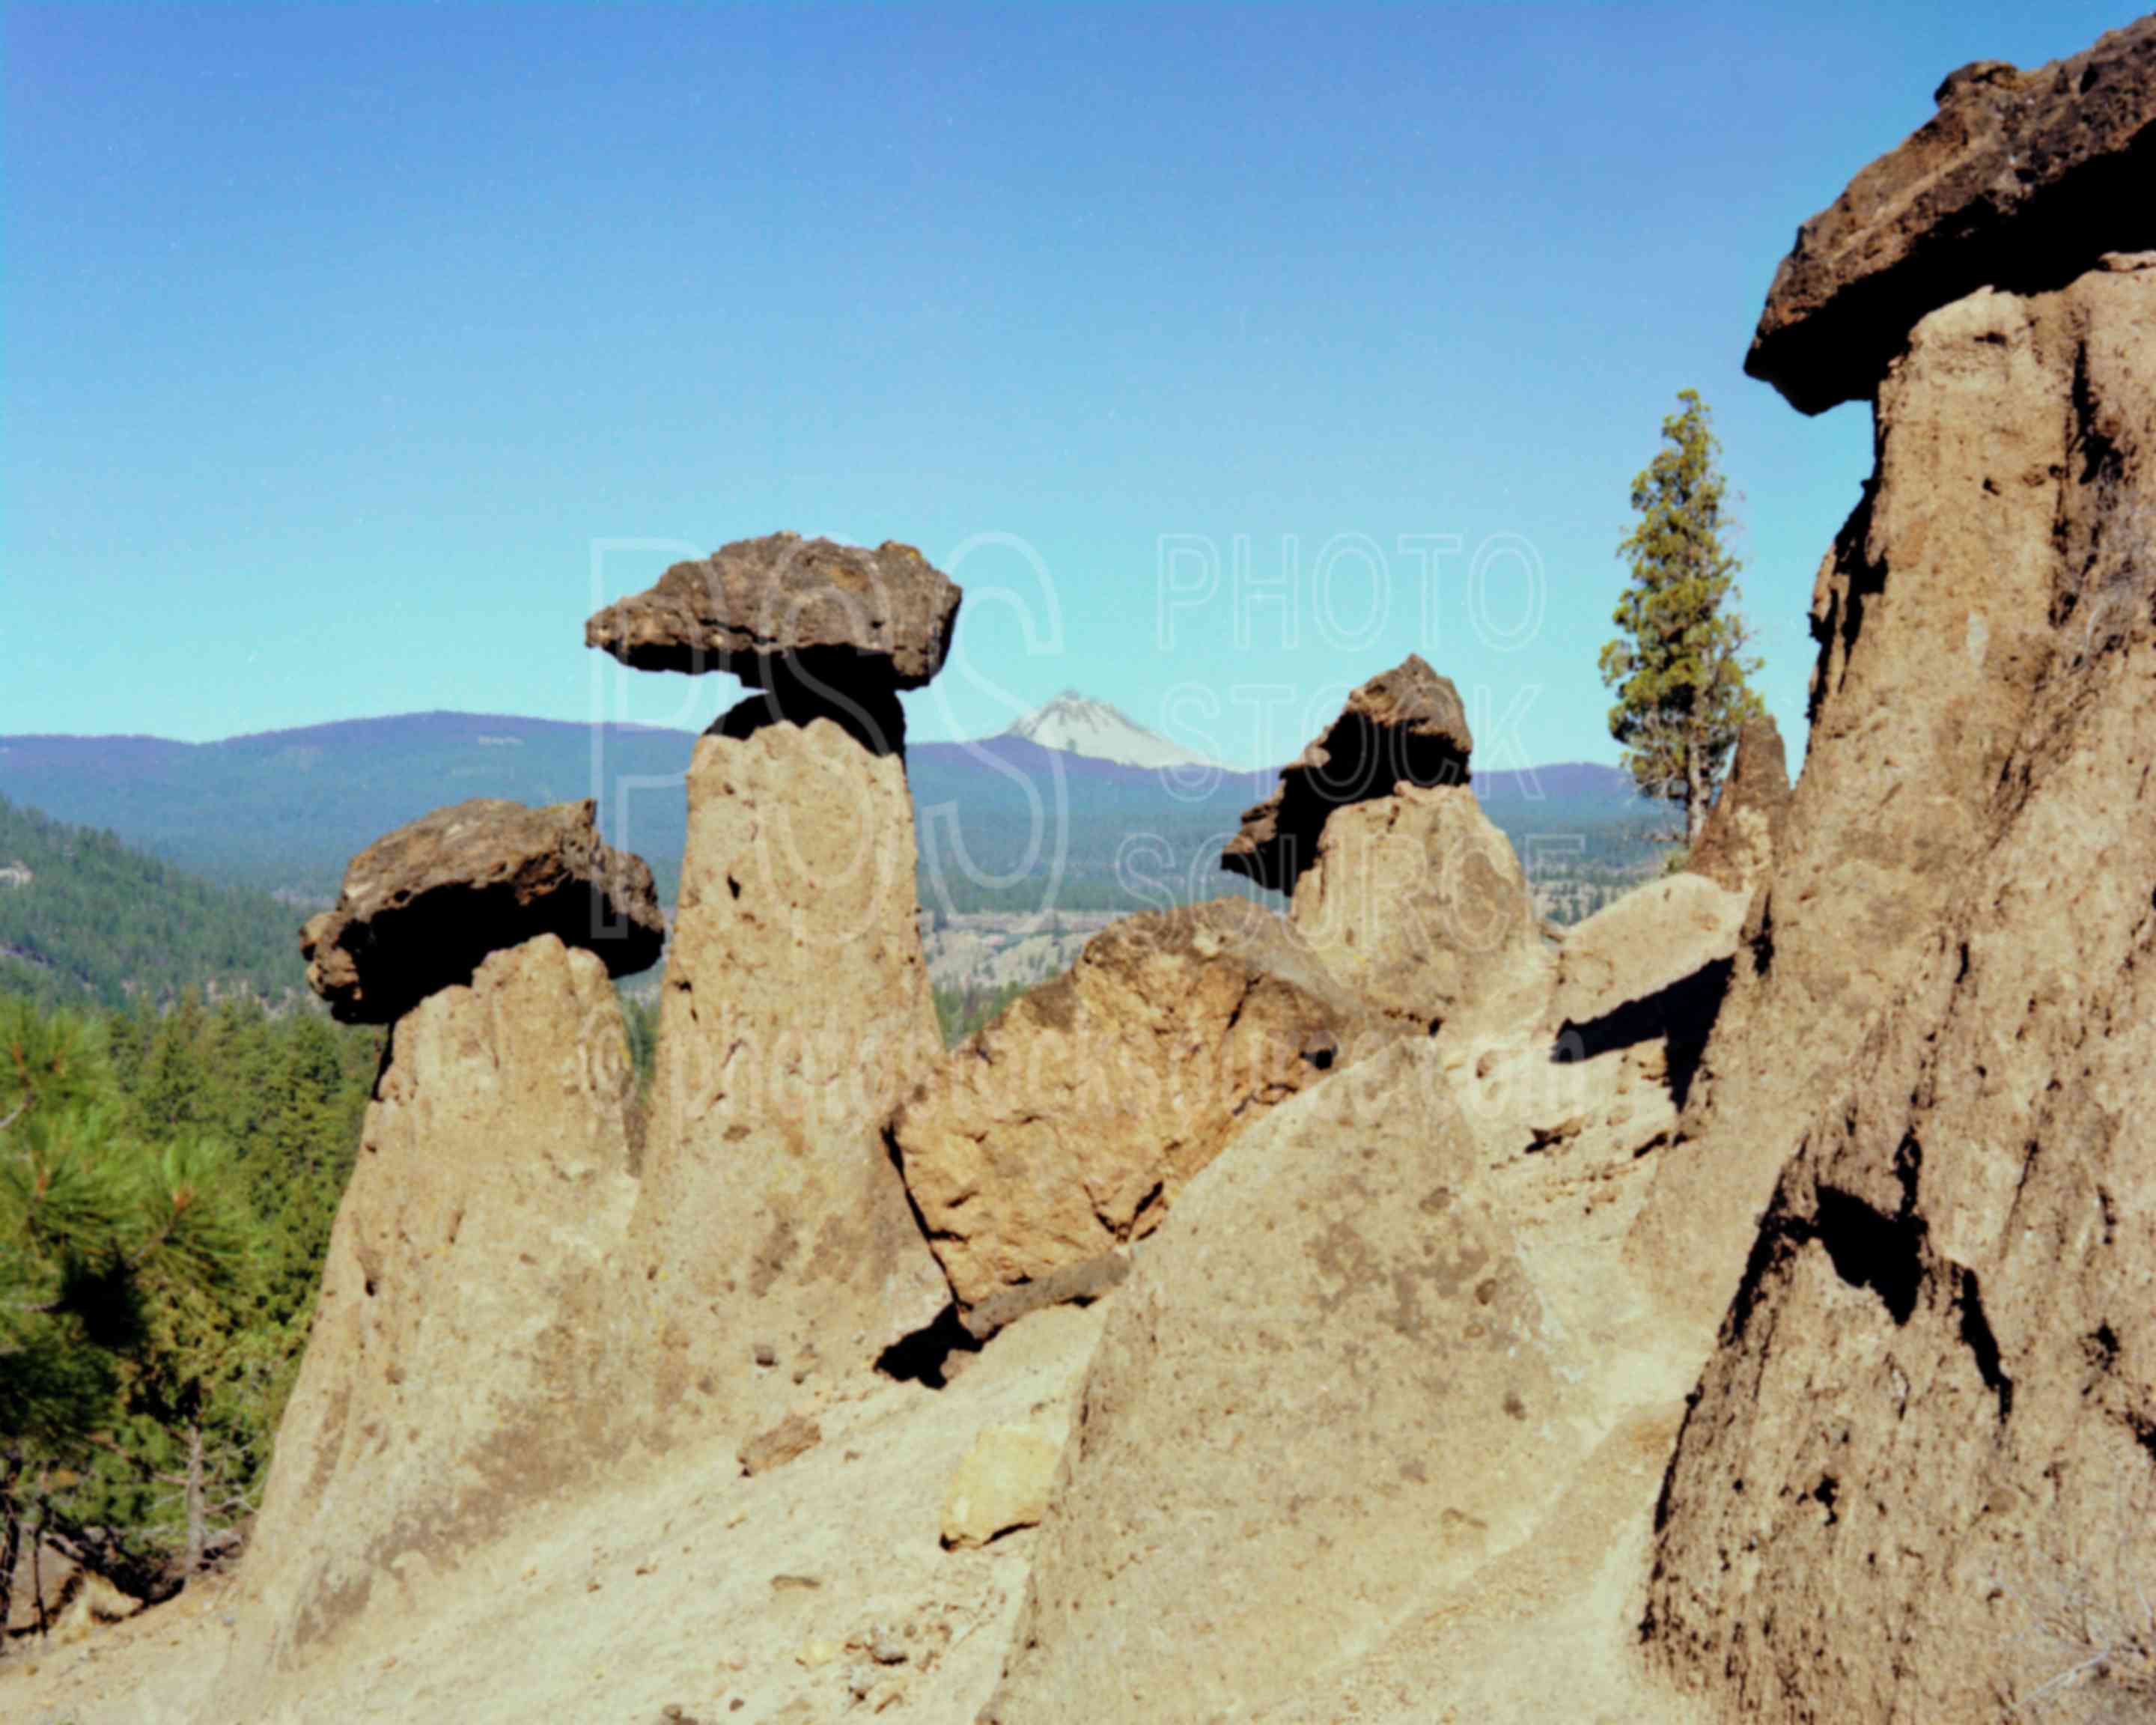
[999,692,1219,771]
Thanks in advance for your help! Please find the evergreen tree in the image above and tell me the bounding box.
[1601,389,1763,846]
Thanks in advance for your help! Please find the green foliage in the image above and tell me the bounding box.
[0,796,305,1012]
[0,988,377,1612]
[933,978,1032,1047]
[1601,390,1763,843]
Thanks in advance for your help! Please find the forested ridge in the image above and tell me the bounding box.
[0,797,305,1012]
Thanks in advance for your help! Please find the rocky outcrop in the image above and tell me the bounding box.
[585,531,962,691]
[892,898,1394,1336]
[298,798,663,1024]
[604,541,961,1427]
[1551,874,1747,1107]
[1646,255,2156,1723]
[1221,654,1472,892]
[1747,16,2156,412]
[1287,782,1546,1034]
[1685,713,1788,895]
[1630,259,2156,1335]
[234,936,642,1675]
[982,1041,1586,1724]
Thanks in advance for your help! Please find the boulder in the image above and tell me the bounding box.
[234,935,642,1674]
[1686,713,1789,895]
[585,532,961,693]
[1551,874,1748,1044]
[1645,261,2156,1723]
[1285,782,1546,1035]
[626,691,951,1426]
[1746,16,2156,412]
[940,1427,1062,1550]
[1630,259,2156,1335]
[299,798,663,1024]
[1222,655,1472,892]
[981,1041,1583,1724]
[892,898,1393,1336]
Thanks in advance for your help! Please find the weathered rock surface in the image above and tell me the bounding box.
[299,798,663,1024]
[1747,16,2156,412]
[1551,874,1748,1080]
[940,1426,1062,1550]
[1287,782,1547,1035]
[1685,713,1789,895]
[1222,655,1473,892]
[892,898,1393,1334]
[233,936,642,1677]
[585,532,962,692]
[1631,260,2156,1334]
[628,695,951,1427]
[982,1041,1586,1724]
[1646,261,2156,1722]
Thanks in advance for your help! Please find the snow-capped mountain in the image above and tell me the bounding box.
[998,690,1219,770]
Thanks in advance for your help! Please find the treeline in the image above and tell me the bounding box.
[0,797,305,1013]
[1,988,379,1630]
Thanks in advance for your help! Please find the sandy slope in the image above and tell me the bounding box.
[2,1303,1106,1725]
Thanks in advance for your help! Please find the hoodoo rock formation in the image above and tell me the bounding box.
[1684,711,1788,896]
[892,898,1395,1337]
[585,530,962,690]
[1220,652,1472,892]
[1747,16,2156,413]
[234,934,643,1688]
[594,535,963,1425]
[298,797,663,1023]
[1228,657,1543,1034]
[1645,230,2156,1725]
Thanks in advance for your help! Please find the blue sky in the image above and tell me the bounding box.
[3,2,2140,768]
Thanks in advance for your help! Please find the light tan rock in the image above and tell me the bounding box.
[1685,713,1789,896]
[940,1426,1062,1549]
[892,898,1393,1334]
[1630,262,2156,1334]
[739,1413,823,1477]
[1644,261,2156,1724]
[232,934,642,1676]
[630,699,951,1428]
[1550,874,1748,1070]
[1287,782,1547,1034]
[981,1041,1583,1724]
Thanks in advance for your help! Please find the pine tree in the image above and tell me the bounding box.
[0,999,255,1634]
[1601,389,1763,847]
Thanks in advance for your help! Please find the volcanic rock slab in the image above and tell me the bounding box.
[299,798,664,1024]
[1747,16,2156,412]
[585,531,962,693]
[1222,654,1473,893]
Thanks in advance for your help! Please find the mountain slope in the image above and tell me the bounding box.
[0,795,307,1010]
[0,711,1662,919]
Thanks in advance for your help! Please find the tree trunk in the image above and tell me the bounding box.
[183,1419,206,1581]
[0,1453,22,1652]
[1684,717,1708,848]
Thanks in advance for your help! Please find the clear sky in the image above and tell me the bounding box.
[4,2,2140,769]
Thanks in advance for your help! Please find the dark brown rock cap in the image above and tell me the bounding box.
[300,798,665,1024]
[585,532,962,693]
[1220,654,1473,894]
[1749,16,2156,414]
